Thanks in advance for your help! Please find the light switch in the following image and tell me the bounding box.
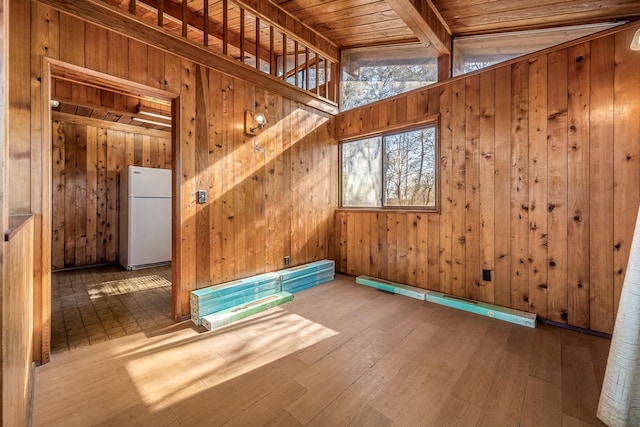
[197,190,207,204]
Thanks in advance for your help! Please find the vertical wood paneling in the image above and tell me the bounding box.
[50,120,171,269]
[179,59,197,315]
[528,55,548,319]
[451,78,466,297]
[479,71,495,303]
[510,60,530,312]
[439,84,453,294]
[493,66,512,308]
[195,65,211,288]
[546,49,569,324]
[465,74,481,300]
[613,29,640,320]
[334,24,640,332]
[209,70,224,282]
[377,212,388,279]
[3,217,34,427]
[51,123,65,269]
[567,43,590,329]
[9,0,32,215]
[396,213,408,284]
[96,128,108,264]
[589,36,614,333]
[221,73,235,282]
[85,126,97,265]
[416,213,428,287]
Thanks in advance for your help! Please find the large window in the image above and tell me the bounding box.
[341,124,438,209]
[452,22,621,76]
[341,44,437,111]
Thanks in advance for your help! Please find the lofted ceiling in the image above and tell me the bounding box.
[274,0,640,48]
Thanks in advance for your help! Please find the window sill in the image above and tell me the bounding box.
[337,207,439,214]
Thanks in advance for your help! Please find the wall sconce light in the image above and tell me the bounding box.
[631,28,640,51]
[245,110,267,135]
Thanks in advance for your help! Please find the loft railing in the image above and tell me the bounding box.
[106,0,339,105]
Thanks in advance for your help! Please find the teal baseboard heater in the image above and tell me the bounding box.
[355,275,536,328]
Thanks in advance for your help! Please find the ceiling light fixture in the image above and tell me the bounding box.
[631,28,640,51]
[245,110,267,135]
[131,117,172,128]
[136,104,172,121]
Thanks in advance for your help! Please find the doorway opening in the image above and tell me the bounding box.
[44,59,181,356]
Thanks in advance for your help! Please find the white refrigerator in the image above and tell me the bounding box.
[119,165,172,270]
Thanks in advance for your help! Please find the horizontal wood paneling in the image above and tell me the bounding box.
[51,119,171,270]
[335,23,640,333]
[2,215,34,427]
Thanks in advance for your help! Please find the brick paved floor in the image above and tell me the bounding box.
[51,264,173,355]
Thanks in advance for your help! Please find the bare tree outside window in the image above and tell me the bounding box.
[340,45,437,112]
[384,127,437,207]
[341,125,437,209]
[341,137,382,207]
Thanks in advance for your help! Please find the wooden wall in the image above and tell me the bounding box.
[23,2,337,322]
[51,117,172,270]
[335,24,640,334]
[0,0,8,422]
[2,216,34,427]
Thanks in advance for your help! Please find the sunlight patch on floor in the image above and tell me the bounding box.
[124,308,338,410]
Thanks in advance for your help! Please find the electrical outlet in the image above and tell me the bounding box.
[482,269,491,281]
[284,256,290,267]
[197,190,206,204]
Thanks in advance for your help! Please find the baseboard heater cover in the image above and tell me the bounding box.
[355,275,428,300]
[201,292,293,331]
[355,275,536,328]
[426,291,537,328]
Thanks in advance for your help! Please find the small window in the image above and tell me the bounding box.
[341,124,438,209]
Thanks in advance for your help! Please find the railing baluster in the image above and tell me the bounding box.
[157,0,164,26]
[240,8,245,63]
[294,40,299,88]
[270,27,276,76]
[315,52,319,95]
[223,0,228,55]
[203,0,209,47]
[182,0,187,37]
[282,33,287,80]
[255,17,260,70]
[304,46,309,90]
[129,0,136,15]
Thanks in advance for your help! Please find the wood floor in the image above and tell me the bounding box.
[34,274,609,426]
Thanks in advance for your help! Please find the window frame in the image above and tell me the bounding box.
[339,115,440,213]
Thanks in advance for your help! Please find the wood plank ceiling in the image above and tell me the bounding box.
[275,0,640,47]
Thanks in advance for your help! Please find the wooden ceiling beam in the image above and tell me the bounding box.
[385,0,452,55]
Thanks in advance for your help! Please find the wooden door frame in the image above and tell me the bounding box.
[40,57,183,362]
